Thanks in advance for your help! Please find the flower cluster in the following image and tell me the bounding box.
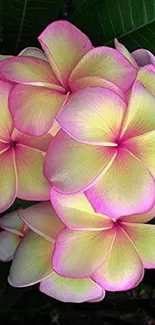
[0,20,155,303]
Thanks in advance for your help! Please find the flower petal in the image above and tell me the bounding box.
[12,128,52,152]
[136,65,155,96]
[15,144,50,201]
[0,80,13,141]
[53,227,115,278]
[132,49,155,66]
[0,210,25,236]
[9,84,67,136]
[70,76,126,101]
[120,81,155,141]
[9,230,53,287]
[69,47,137,92]
[38,20,92,87]
[0,56,63,90]
[40,272,105,303]
[19,47,47,60]
[86,148,155,218]
[0,149,17,213]
[57,87,127,145]
[114,38,138,68]
[0,231,20,261]
[120,204,155,223]
[18,202,64,242]
[92,225,144,291]
[122,223,155,268]
[44,130,117,193]
[123,130,155,177]
[51,189,112,230]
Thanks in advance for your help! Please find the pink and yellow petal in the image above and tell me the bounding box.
[9,231,53,287]
[92,225,144,291]
[12,128,52,152]
[69,47,137,92]
[18,201,64,242]
[57,87,127,145]
[19,47,47,61]
[123,130,155,177]
[120,204,155,224]
[120,81,155,141]
[70,76,126,101]
[0,56,63,90]
[114,39,138,68]
[44,130,117,193]
[38,20,92,87]
[51,189,112,230]
[86,148,155,218]
[9,84,67,136]
[0,81,13,141]
[40,272,105,303]
[122,223,155,268]
[0,210,25,236]
[53,227,115,278]
[0,149,17,213]
[15,144,50,201]
[136,65,155,96]
[0,231,20,261]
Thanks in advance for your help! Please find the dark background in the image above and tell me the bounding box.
[1,0,155,324]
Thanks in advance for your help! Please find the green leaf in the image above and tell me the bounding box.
[70,0,155,52]
[1,0,64,54]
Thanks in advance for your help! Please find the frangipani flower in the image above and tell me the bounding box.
[51,189,155,291]
[115,38,155,68]
[0,21,137,136]
[45,81,155,218]
[0,210,28,261]
[9,202,105,303]
[0,80,51,213]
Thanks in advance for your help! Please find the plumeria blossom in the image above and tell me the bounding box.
[115,38,155,68]
[0,80,51,213]
[51,189,155,291]
[8,202,105,303]
[45,81,155,218]
[0,210,28,261]
[0,21,137,136]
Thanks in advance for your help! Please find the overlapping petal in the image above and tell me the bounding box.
[57,87,127,145]
[40,272,105,303]
[19,47,47,61]
[132,49,155,67]
[92,225,144,291]
[122,223,155,268]
[0,210,25,236]
[0,231,20,261]
[53,228,115,278]
[136,65,155,96]
[9,84,67,136]
[114,39,138,68]
[38,20,92,87]
[12,128,52,152]
[0,56,63,90]
[120,81,155,141]
[18,202,64,242]
[120,204,155,224]
[0,81,13,141]
[44,130,117,193]
[86,148,155,218]
[15,144,50,200]
[9,231,52,287]
[51,189,112,230]
[0,149,17,213]
[69,47,137,92]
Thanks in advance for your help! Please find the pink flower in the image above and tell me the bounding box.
[51,189,155,291]
[0,80,51,212]
[0,21,137,136]
[8,202,105,303]
[45,81,155,217]
[115,38,155,68]
[0,210,28,261]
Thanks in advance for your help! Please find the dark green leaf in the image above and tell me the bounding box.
[70,0,155,52]
[1,0,64,54]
